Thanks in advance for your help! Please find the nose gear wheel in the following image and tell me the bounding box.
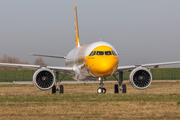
[97,87,106,94]
[97,77,106,94]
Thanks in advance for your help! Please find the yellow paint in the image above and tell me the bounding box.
[74,4,80,48]
[85,45,119,78]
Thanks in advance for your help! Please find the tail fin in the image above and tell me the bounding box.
[74,4,80,48]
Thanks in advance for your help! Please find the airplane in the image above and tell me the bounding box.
[1,4,180,94]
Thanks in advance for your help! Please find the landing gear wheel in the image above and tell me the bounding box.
[59,85,64,94]
[122,84,126,93]
[97,87,106,94]
[102,88,106,93]
[52,85,56,94]
[114,84,119,94]
[97,87,102,94]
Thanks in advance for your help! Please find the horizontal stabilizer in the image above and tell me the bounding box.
[29,53,66,59]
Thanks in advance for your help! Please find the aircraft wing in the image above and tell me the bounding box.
[0,63,74,74]
[116,61,180,71]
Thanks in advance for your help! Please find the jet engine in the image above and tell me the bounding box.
[33,68,55,91]
[129,67,152,90]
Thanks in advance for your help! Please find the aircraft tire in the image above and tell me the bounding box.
[97,87,102,94]
[122,84,126,93]
[52,85,56,94]
[102,88,106,93]
[114,84,119,94]
[60,85,64,94]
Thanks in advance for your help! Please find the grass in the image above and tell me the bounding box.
[1,68,180,82]
[0,70,74,82]
[107,68,180,80]
[0,82,180,119]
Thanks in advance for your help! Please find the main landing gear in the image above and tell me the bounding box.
[113,71,126,94]
[52,84,64,94]
[52,72,67,94]
[97,77,106,94]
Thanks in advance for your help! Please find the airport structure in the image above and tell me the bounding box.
[1,4,180,94]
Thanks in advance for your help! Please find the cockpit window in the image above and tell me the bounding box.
[92,51,96,56]
[89,51,117,56]
[112,51,117,56]
[105,51,112,55]
[97,51,104,55]
[89,51,94,56]
[89,51,96,56]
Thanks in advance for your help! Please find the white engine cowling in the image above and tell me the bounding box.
[33,68,55,91]
[129,67,152,90]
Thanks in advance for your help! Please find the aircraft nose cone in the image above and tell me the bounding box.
[98,59,114,73]
[88,56,118,77]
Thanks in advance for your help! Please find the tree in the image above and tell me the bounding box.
[1,54,20,63]
[33,57,47,66]
[0,54,29,70]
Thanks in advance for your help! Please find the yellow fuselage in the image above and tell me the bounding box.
[65,42,119,79]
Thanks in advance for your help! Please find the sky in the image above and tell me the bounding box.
[0,0,180,67]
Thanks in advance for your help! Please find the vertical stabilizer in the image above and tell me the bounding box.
[74,4,80,48]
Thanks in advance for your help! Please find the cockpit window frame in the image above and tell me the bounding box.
[96,51,104,55]
[112,51,117,56]
[105,51,112,55]
[89,51,117,56]
[91,51,96,56]
[89,51,94,56]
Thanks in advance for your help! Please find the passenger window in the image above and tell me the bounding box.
[112,51,117,56]
[97,51,104,55]
[92,51,96,56]
[105,51,112,55]
[89,51,93,56]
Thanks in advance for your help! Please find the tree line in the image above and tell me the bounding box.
[0,54,47,70]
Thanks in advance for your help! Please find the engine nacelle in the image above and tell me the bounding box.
[33,68,55,91]
[129,67,152,90]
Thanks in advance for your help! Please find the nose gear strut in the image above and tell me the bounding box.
[97,77,106,94]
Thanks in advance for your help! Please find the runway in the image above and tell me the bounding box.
[0,80,180,84]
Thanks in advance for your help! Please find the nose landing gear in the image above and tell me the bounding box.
[97,77,106,94]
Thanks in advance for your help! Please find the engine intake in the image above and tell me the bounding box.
[129,67,152,90]
[33,68,55,91]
